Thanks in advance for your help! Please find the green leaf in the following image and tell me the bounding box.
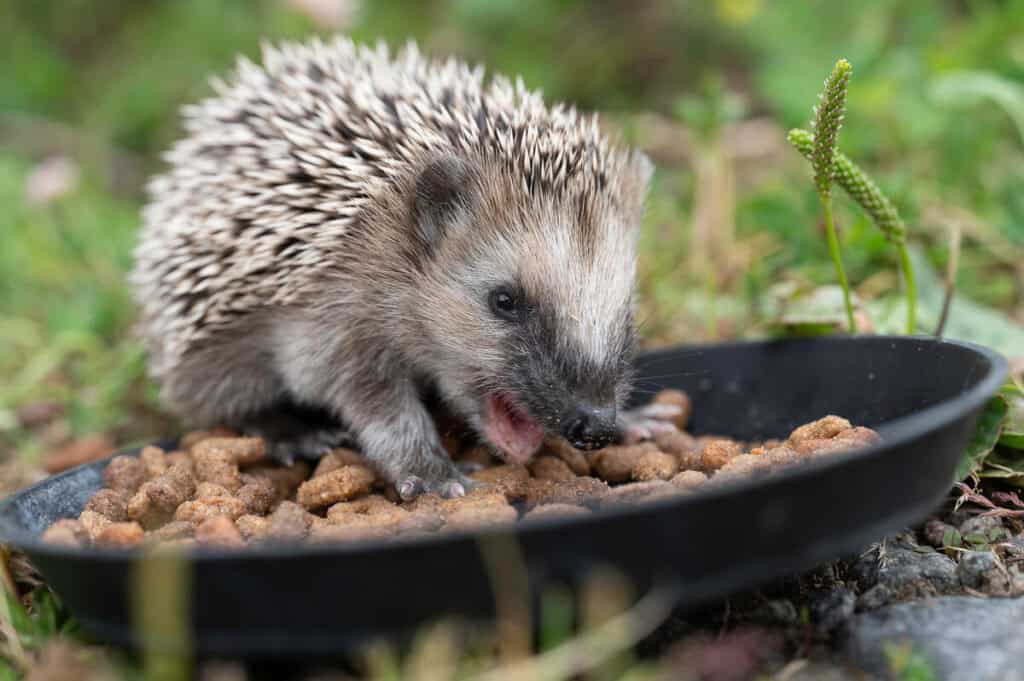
[941,526,962,548]
[954,394,1008,481]
[999,382,1024,449]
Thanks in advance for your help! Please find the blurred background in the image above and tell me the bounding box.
[2,0,1023,485]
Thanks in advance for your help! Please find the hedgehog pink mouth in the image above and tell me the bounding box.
[483,392,545,463]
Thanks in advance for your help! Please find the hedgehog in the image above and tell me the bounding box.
[131,37,677,499]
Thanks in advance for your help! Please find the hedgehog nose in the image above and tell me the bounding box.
[561,404,618,450]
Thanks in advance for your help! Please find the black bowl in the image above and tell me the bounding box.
[0,336,1007,656]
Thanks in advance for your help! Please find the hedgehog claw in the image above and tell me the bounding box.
[397,472,477,500]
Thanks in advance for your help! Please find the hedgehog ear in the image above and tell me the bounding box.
[412,156,474,251]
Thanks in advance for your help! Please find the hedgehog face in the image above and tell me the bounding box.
[410,157,645,462]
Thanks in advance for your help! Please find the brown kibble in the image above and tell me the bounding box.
[193,445,241,492]
[94,521,145,548]
[652,389,692,430]
[632,450,679,482]
[165,451,193,471]
[654,429,699,457]
[147,463,197,511]
[138,446,167,480]
[43,434,115,474]
[592,443,657,483]
[236,514,270,542]
[470,464,531,498]
[79,510,112,542]
[792,426,880,456]
[196,482,233,499]
[103,455,147,495]
[443,493,517,531]
[310,523,393,544]
[297,465,375,509]
[179,427,237,452]
[85,489,128,522]
[150,521,194,542]
[521,476,609,509]
[541,437,591,476]
[530,456,576,482]
[193,437,267,466]
[700,439,743,472]
[41,519,86,547]
[311,447,364,478]
[787,415,853,444]
[245,461,311,501]
[670,470,708,491]
[195,516,245,548]
[127,483,173,530]
[174,495,247,524]
[237,477,276,515]
[601,480,677,507]
[522,503,591,522]
[714,454,770,480]
[267,501,313,541]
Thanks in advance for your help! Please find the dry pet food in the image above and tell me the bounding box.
[43,390,879,550]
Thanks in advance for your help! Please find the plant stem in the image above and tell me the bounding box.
[822,196,857,332]
[897,243,917,334]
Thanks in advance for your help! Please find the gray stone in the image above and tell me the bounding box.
[810,588,856,633]
[958,514,1005,541]
[843,596,1024,681]
[851,542,960,604]
[958,550,1012,595]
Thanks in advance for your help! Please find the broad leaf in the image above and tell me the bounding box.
[954,394,1008,481]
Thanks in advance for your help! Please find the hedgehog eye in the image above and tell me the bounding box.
[488,288,520,321]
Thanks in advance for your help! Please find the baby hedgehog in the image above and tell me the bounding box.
[132,37,669,499]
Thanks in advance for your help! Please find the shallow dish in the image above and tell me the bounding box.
[0,336,1007,655]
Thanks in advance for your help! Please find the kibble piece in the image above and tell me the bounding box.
[237,477,276,515]
[178,427,237,452]
[311,447,365,478]
[699,439,743,473]
[127,483,173,530]
[530,456,576,482]
[601,480,676,507]
[541,438,591,476]
[310,523,393,544]
[521,503,591,522]
[193,437,267,466]
[195,516,245,548]
[85,489,128,522]
[174,496,247,524]
[632,450,679,482]
[147,462,197,511]
[521,476,609,509]
[103,456,147,495]
[297,465,375,509]
[788,415,853,444]
[670,470,708,491]
[78,510,112,542]
[443,493,518,531]
[246,461,311,501]
[591,443,657,483]
[94,522,145,548]
[164,451,193,472]
[41,519,87,547]
[196,482,233,499]
[654,429,699,457]
[714,453,770,480]
[138,446,167,480]
[792,426,880,456]
[150,521,195,542]
[470,464,531,498]
[267,501,313,541]
[236,514,270,542]
[652,389,693,430]
[193,445,241,492]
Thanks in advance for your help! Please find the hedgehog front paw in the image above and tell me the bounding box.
[397,472,480,501]
[617,404,682,444]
